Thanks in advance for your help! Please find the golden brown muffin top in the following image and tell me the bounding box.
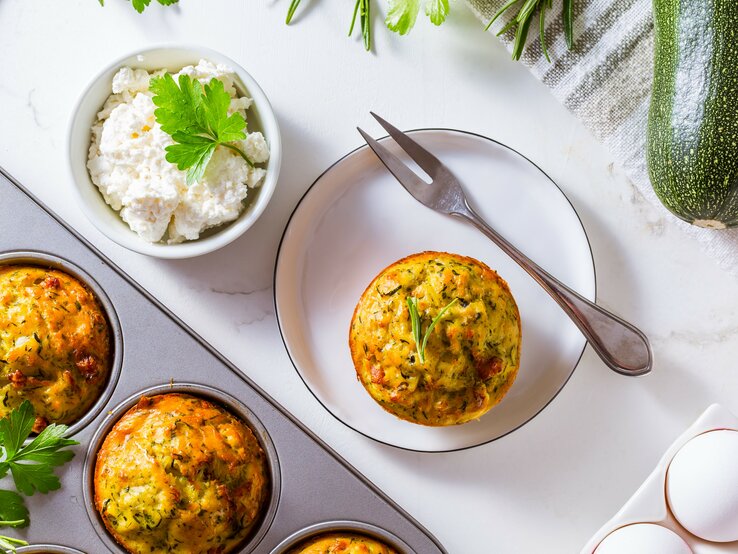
[292,533,398,554]
[0,265,111,432]
[94,393,269,554]
[350,252,521,426]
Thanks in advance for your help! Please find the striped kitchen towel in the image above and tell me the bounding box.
[465,0,738,276]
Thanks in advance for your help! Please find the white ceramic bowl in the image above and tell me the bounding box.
[68,45,281,258]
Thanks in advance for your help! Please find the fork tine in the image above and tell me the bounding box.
[369,112,447,180]
[357,127,428,196]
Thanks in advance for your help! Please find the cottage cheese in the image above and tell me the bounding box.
[87,60,269,243]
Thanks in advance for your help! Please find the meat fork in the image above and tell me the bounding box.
[357,113,652,376]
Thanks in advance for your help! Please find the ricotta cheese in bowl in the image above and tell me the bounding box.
[87,60,269,244]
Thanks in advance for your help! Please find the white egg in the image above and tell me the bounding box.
[666,429,738,542]
[594,523,692,554]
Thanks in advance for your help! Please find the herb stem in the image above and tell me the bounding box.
[220,143,254,167]
[285,0,302,24]
[407,297,458,363]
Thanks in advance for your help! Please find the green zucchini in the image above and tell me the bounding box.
[647,0,738,229]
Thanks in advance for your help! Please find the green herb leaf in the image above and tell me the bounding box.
[150,74,203,135]
[0,402,34,461]
[0,402,78,497]
[131,0,150,12]
[385,0,421,35]
[406,297,423,362]
[285,0,302,24]
[407,297,457,363]
[425,0,449,26]
[0,491,29,528]
[420,298,457,357]
[348,0,372,51]
[150,74,254,186]
[486,0,573,61]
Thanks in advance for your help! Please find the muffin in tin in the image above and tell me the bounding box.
[349,252,521,426]
[94,393,270,554]
[0,265,112,432]
[291,533,398,553]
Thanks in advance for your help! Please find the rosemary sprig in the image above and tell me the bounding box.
[485,0,574,61]
[349,0,372,51]
[406,297,458,363]
[286,0,372,51]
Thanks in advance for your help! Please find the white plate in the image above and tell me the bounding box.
[275,129,595,452]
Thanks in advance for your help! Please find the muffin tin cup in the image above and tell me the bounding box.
[0,250,123,438]
[82,382,281,554]
[583,404,738,553]
[270,520,414,554]
[0,169,445,554]
[16,546,86,554]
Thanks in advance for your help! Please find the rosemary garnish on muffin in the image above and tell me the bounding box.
[406,296,458,363]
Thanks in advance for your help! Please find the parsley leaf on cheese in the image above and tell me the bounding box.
[150,74,253,186]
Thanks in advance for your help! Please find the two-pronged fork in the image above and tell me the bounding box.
[357,113,652,376]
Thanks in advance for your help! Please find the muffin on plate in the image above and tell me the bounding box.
[292,533,398,553]
[349,252,521,426]
[0,265,112,432]
[94,393,269,554]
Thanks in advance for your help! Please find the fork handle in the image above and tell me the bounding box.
[457,205,652,376]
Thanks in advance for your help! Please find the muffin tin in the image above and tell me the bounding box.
[582,404,738,553]
[0,167,446,554]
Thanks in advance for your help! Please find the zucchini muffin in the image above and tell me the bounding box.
[292,533,397,554]
[349,252,521,426]
[94,393,269,554]
[0,265,112,432]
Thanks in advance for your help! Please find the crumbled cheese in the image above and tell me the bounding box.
[87,59,269,243]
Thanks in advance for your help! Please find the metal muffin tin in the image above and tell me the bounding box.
[0,167,446,554]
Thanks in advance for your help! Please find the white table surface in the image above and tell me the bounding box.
[1,1,737,552]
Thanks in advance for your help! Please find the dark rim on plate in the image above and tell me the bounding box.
[81,382,281,554]
[269,520,415,554]
[0,250,123,438]
[273,128,597,454]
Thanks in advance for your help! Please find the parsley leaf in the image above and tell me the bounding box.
[425,0,449,26]
[0,401,78,496]
[150,74,253,186]
[0,490,28,528]
[98,0,179,12]
[385,0,421,35]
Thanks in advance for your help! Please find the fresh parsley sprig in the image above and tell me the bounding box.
[0,401,78,552]
[0,401,78,496]
[406,297,458,363]
[149,74,254,186]
[486,0,574,61]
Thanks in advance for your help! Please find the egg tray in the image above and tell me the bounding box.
[581,404,738,554]
[0,167,447,554]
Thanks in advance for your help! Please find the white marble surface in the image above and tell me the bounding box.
[1,1,737,552]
